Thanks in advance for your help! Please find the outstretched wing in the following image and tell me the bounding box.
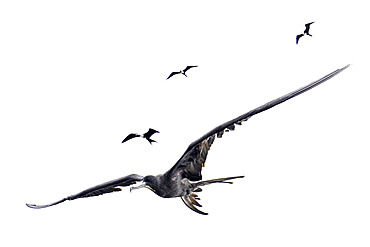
[296,34,304,44]
[167,71,181,80]
[122,133,141,143]
[183,65,198,72]
[143,128,159,139]
[167,65,350,181]
[26,174,144,209]
[169,134,216,181]
[304,22,314,34]
[305,22,314,28]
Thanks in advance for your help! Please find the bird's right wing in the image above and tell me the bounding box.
[166,72,181,80]
[296,34,304,44]
[26,174,144,209]
[166,65,350,180]
[122,133,140,143]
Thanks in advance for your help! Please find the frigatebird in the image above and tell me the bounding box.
[304,22,314,36]
[26,65,349,215]
[122,128,159,144]
[296,34,304,44]
[296,22,314,44]
[166,65,198,80]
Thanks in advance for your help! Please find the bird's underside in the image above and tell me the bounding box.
[26,64,349,215]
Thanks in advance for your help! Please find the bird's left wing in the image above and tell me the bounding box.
[26,174,144,209]
[166,65,350,180]
[305,22,314,27]
[183,65,198,72]
[143,128,159,139]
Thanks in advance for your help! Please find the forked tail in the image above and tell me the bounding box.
[181,175,244,215]
[195,175,244,188]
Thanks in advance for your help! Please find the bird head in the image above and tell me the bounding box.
[130,175,159,194]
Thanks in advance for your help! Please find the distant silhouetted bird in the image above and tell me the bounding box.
[166,65,198,80]
[304,22,314,36]
[296,22,315,44]
[122,128,159,144]
[296,34,304,44]
[26,65,349,215]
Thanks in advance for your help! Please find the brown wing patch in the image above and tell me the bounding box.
[181,135,215,181]
[179,117,251,181]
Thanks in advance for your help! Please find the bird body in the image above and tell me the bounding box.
[296,22,314,44]
[122,128,159,144]
[304,22,314,36]
[27,65,349,215]
[167,65,198,80]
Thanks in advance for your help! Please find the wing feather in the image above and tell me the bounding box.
[166,71,181,80]
[183,65,198,72]
[122,133,140,143]
[26,174,144,209]
[167,65,349,180]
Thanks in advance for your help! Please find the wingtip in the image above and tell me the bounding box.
[26,203,45,209]
[338,64,351,72]
[26,198,67,209]
[26,203,36,208]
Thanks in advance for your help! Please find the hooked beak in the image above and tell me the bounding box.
[130,183,147,193]
[130,182,156,193]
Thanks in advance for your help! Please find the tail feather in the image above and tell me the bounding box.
[181,175,244,215]
[195,175,244,187]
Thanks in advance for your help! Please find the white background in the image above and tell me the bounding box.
[1,1,369,246]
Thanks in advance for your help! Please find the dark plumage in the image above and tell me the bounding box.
[296,34,304,44]
[166,65,198,80]
[122,128,159,144]
[26,65,349,215]
[304,22,314,36]
[296,22,314,44]
[121,133,141,143]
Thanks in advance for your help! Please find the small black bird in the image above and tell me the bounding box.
[296,34,304,44]
[296,22,315,44]
[166,65,198,80]
[304,22,314,36]
[26,65,349,215]
[122,128,159,144]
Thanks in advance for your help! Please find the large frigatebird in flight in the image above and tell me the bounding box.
[166,65,198,80]
[26,65,349,215]
[122,128,159,144]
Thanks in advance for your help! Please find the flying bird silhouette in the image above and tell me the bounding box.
[296,34,305,44]
[122,128,159,144]
[166,65,198,80]
[296,22,315,44]
[304,22,314,36]
[26,65,349,215]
